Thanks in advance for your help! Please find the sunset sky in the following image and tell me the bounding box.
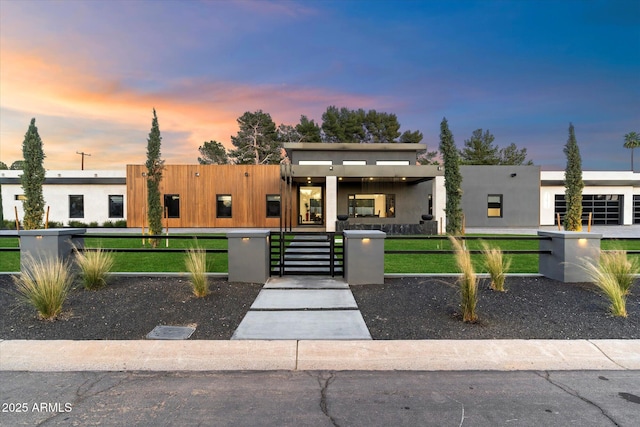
[1,0,638,171]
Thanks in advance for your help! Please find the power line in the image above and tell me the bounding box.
[76,151,92,170]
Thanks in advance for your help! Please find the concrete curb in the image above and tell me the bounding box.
[1,339,638,372]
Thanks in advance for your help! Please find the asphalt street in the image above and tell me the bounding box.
[2,370,639,427]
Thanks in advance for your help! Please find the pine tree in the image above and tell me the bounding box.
[21,118,46,229]
[145,109,164,246]
[563,123,583,231]
[439,118,463,234]
[228,110,281,164]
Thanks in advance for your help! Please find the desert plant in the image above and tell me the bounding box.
[75,246,114,290]
[599,250,638,296]
[582,250,638,317]
[13,256,73,320]
[449,236,478,322]
[481,241,511,292]
[185,246,209,297]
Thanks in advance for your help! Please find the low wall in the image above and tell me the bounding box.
[336,221,437,235]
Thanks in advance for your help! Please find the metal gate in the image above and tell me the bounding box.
[270,231,344,277]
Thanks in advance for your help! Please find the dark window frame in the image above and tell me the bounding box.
[347,193,395,218]
[108,195,124,218]
[216,194,232,218]
[487,194,503,218]
[266,194,281,218]
[69,195,85,219]
[163,194,180,218]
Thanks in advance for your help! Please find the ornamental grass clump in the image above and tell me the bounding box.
[185,246,209,297]
[75,247,114,290]
[481,241,511,292]
[13,256,73,321]
[583,250,638,317]
[449,236,478,322]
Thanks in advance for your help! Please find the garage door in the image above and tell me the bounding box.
[555,194,622,225]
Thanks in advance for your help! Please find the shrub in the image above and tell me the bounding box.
[75,246,114,290]
[449,236,478,322]
[481,241,511,292]
[582,250,638,317]
[600,250,638,296]
[68,220,88,228]
[13,256,74,320]
[185,246,209,297]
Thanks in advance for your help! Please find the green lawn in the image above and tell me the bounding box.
[1,233,638,274]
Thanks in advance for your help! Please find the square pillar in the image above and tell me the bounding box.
[343,230,386,285]
[227,230,270,283]
[538,230,602,283]
[325,175,337,232]
[19,228,86,271]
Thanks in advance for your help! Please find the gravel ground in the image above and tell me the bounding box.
[1,275,638,340]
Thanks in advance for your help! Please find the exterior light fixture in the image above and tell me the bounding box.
[362,238,370,243]
[245,172,249,177]
[195,172,200,177]
[401,177,406,181]
[510,173,517,177]
[242,237,250,242]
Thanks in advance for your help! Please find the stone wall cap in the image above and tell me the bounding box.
[343,230,386,238]
[226,229,271,238]
[18,228,86,236]
[537,230,603,239]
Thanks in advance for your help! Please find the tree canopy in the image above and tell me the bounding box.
[459,129,532,165]
[145,109,164,244]
[439,118,463,234]
[563,123,584,231]
[198,140,229,164]
[21,118,46,229]
[623,131,639,171]
[228,110,281,165]
[0,161,7,170]
[320,106,416,144]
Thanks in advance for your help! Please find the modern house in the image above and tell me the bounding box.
[2,143,639,230]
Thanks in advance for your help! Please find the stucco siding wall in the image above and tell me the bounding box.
[460,165,541,227]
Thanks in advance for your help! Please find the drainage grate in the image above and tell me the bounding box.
[146,325,196,340]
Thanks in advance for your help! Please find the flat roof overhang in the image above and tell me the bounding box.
[284,143,427,158]
[285,164,443,184]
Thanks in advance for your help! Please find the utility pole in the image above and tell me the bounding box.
[76,151,91,170]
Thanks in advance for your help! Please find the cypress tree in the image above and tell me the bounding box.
[563,123,584,231]
[146,109,164,246]
[439,118,463,234]
[21,118,46,230]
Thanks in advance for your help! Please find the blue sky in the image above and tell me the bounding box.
[1,0,638,170]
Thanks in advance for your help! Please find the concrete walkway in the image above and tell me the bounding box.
[232,276,371,340]
[2,339,639,371]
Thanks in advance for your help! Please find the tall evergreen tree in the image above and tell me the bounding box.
[499,143,533,165]
[563,123,584,231]
[198,140,229,164]
[459,129,500,165]
[228,110,281,164]
[145,109,164,246]
[439,118,463,234]
[295,115,322,142]
[21,118,46,229]
[623,131,639,171]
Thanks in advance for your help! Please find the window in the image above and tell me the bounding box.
[266,195,281,217]
[487,195,503,217]
[108,195,124,218]
[69,195,84,218]
[343,160,366,165]
[376,160,410,165]
[217,194,232,218]
[164,194,180,218]
[299,160,332,165]
[348,194,395,218]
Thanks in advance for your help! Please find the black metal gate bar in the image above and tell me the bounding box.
[269,231,343,277]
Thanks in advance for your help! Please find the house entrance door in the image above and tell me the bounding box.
[299,186,323,225]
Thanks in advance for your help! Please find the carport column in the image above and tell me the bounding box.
[538,230,602,283]
[18,228,86,271]
[343,230,386,285]
[326,175,337,232]
[433,176,446,234]
[227,230,270,283]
